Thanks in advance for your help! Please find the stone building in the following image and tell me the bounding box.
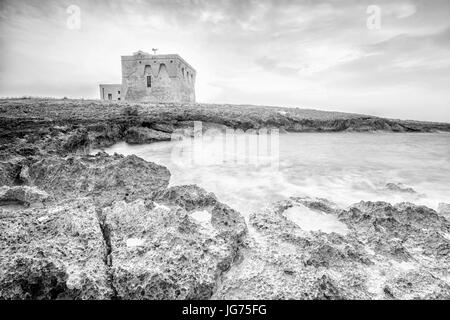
[99,50,196,103]
[99,84,122,101]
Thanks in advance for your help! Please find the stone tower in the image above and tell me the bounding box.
[100,50,196,103]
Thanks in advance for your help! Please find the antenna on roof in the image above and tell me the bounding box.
[152,48,158,55]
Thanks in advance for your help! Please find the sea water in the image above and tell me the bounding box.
[95,132,450,216]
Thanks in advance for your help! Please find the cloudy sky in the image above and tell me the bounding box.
[0,0,449,121]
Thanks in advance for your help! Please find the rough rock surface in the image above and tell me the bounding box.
[27,153,170,206]
[384,183,417,194]
[438,203,450,218]
[214,197,450,300]
[124,126,172,144]
[1,98,449,300]
[0,186,49,207]
[0,152,175,300]
[0,153,248,300]
[1,98,449,159]
[103,185,247,299]
[0,198,112,299]
[0,157,24,185]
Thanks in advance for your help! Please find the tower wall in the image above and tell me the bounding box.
[121,53,196,103]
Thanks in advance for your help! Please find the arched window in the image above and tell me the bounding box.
[157,63,170,84]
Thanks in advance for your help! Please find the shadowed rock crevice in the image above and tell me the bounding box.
[96,208,119,299]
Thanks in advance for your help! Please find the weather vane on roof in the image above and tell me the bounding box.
[152,48,158,55]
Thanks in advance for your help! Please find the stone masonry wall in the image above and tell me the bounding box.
[99,84,122,101]
[121,53,195,103]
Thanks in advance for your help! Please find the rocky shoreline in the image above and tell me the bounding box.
[1,98,449,299]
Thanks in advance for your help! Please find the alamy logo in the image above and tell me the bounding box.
[170,121,280,169]
[66,5,81,30]
[366,5,382,30]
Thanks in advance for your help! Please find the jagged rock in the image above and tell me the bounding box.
[0,198,112,299]
[18,165,30,184]
[382,270,450,300]
[438,203,450,218]
[1,98,449,300]
[0,186,49,207]
[14,143,40,157]
[0,158,23,186]
[157,185,247,237]
[1,99,449,159]
[124,126,172,144]
[156,185,218,211]
[150,123,175,133]
[62,128,90,152]
[290,196,340,214]
[384,183,417,194]
[27,153,170,206]
[342,201,448,233]
[214,198,450,300]
[2,99,449,155]
[103,185,247,300]
[87,123,123,149]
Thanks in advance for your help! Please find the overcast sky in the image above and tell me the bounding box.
[0,0,449,121]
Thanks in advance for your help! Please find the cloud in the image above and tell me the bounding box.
[326,27,450,90]
[254,56,300,77]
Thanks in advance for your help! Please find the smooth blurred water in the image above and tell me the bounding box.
[96,132,450,216]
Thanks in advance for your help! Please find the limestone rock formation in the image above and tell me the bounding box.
[438,203,450,218]
[150,123,175,134]
[0,153,248,300]
[0,198,112,299]
[384,183,417,194]
[103,185,247,299]
[27,153,170,206]
[124,126,172,144]
[0,157,24,186]
[214,198,450,300]
[1,98,449,157]
[0,185,49,207]
[1,98,449,300]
